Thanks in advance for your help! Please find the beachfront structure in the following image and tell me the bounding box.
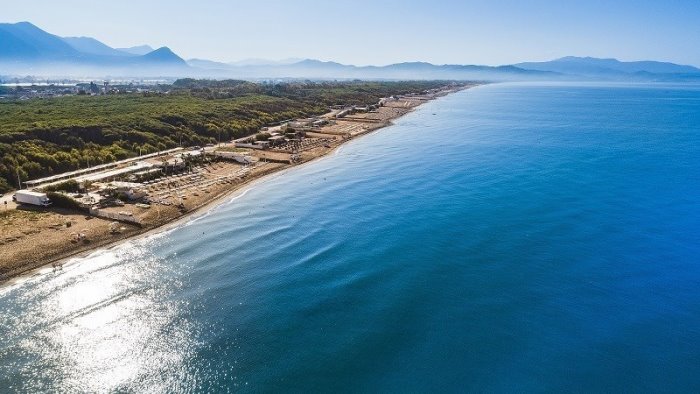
[379,96,398,106]
[268,135,286,147]
[283,117,329,130]
[284,129,306,138]
[104,181,148,200]
[236,141,269,150]
[336,109,352,118]
[210,151,256,165]
[24,147,183,189]
[287,120,313,129]
[75,161,156,184]
[131,168,163,182]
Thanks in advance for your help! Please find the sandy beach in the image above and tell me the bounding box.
[0,85,470,282]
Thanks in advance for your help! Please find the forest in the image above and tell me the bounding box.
[0,80,454,193]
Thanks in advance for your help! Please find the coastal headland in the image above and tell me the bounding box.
[0,83,474,282]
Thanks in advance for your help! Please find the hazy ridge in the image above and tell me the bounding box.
[2,22,700,81]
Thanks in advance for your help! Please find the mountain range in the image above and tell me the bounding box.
[516,56,700,79]
[1,21,699,81]
[0,22,187,76]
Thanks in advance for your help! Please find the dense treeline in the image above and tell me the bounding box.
[0,80,454,192]
[172,79,451,106]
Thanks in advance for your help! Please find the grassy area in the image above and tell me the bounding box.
[0,209,47,222]
[0,80,454,193]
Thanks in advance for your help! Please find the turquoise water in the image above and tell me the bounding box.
[1,83,700,392]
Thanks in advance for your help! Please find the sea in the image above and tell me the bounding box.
[1,82,699,393]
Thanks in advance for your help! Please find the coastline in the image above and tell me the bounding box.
[0,85,472,284]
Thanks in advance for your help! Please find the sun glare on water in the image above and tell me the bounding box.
[1,238,199,392]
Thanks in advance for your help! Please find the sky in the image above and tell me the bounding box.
[3,0,700,66]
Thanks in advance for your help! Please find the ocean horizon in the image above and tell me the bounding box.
[2,82,700,392]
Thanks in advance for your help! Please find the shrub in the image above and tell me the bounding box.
[44,180,80,193]
[46,192,84,211]
[0,178,11,194]
[255,132,271,141]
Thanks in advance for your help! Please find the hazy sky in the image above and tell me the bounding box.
[3,0,700,66]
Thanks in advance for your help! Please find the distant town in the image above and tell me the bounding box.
[0,78,172,100]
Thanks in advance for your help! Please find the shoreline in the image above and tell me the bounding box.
[0,85,471,284]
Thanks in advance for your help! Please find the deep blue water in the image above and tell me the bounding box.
[1,83,700,392]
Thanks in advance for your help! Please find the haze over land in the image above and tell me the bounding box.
[2,22,700,82]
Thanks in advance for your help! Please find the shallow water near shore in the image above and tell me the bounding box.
[2,83,700,392]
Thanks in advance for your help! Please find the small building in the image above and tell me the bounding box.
[106,181,148,200]
[211,151,256,164]
[285,130,305,139]
[130,168,163,183]
[235,141,270,150]
[288,120,310,129]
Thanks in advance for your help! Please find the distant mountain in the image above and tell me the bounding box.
[516,56,700,80]
[379,62,553,80]
[187,58,232,70]
[182,57,555,81]
[3,22,700,81]
[189,58,305,70]
[0,22,189,76]
[213,59,557,81]
[0,21,78,59]
[140,47,186,65]
[62,36,132,57]
[116,45,155,56]
[228,58,304,66]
